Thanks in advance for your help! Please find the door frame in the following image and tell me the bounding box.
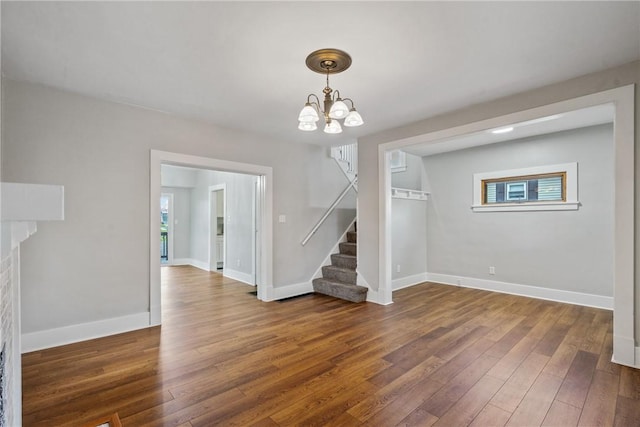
[208,184,226,273]
[150,150,274,325]
[160,192,174,264]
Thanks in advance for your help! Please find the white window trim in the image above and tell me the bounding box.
[471,162,578,212]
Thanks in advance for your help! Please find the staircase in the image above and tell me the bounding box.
[312,226,368,302]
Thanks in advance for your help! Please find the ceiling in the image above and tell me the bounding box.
[2,2,639,147]
[403,104,615,157]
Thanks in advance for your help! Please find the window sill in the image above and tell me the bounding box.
[471,201,580,212]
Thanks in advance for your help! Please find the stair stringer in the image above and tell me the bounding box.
[309,217,357,282]
[271,218,356,301]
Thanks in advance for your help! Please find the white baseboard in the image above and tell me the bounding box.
[358,272,392,305]
[611,334,639,368]
[273,281,314,300]
[426,272,613,310]
[170,258,210,271]
[190,258,211,271]
[224,268,254,285]
[365,287,392,305]
[22,312,150,353]
[392,272,429,291]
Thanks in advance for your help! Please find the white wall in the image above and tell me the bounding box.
[161,165,198,188]
[391,152,424,190]
[189,169,256,279]
[2,79,353,341]
[423,124,613,296]
[391,152,428,286]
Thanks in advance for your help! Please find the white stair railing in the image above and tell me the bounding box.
[301,177,357,246]
[331,144,358,182]
[301,144,358,246]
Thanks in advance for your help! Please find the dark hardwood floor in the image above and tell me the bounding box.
[22,266,640,426]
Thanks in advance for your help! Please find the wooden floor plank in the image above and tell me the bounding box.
[20,267,638,426]
[489,351,549,413]
[505,373,563,426]
[577,370,620,426]
[555,350,599,408]
[469,404,512,427]
[541,400,581,426]
[432,375,504,426]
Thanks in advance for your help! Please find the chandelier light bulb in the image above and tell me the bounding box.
[298,103,320,123]
[344,109,364,127]
[324,120,342,134]
[329,99,349,119]
[298,121,318,131]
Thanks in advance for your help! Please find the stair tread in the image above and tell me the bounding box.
[323,265,356,273]
[332,253,356,259]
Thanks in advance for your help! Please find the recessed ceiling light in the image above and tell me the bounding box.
[518,114,563,127]
[491,126,514,134]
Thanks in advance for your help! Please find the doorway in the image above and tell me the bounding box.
[209,185,226,273]
[150,150,274,326]
[160,193,174,265]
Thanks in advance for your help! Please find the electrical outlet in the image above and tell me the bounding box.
[396,264,401,273]
[237,259,241,267]
[489,266,495,275]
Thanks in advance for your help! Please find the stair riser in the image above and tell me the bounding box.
[347,231,357,243]
[331,254,356,270]
[312,279,367,303]
[339,242,357,256]
[322,267,357,285]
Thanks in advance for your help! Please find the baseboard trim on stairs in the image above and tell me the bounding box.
[273,281,314,300]
[22,312,150,353]
[426,272,613,310]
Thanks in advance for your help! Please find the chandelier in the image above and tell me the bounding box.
[298,48,364,134]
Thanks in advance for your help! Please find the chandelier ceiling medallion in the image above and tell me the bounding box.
[298,48,364,134]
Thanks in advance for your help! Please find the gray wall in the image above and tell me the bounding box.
[423,124,613,296]
[2,78,353,334]
[161,165,257,273]
[391,152,427,282]
[189,169,256,276]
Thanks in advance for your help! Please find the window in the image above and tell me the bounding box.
[484,173,565,204]
[472,163,578,212]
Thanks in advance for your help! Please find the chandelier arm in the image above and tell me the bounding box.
[306,93,321,106]
[342,98,356,108]
[306,94,323,115]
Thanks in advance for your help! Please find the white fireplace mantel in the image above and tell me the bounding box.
[1,182,65,250]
